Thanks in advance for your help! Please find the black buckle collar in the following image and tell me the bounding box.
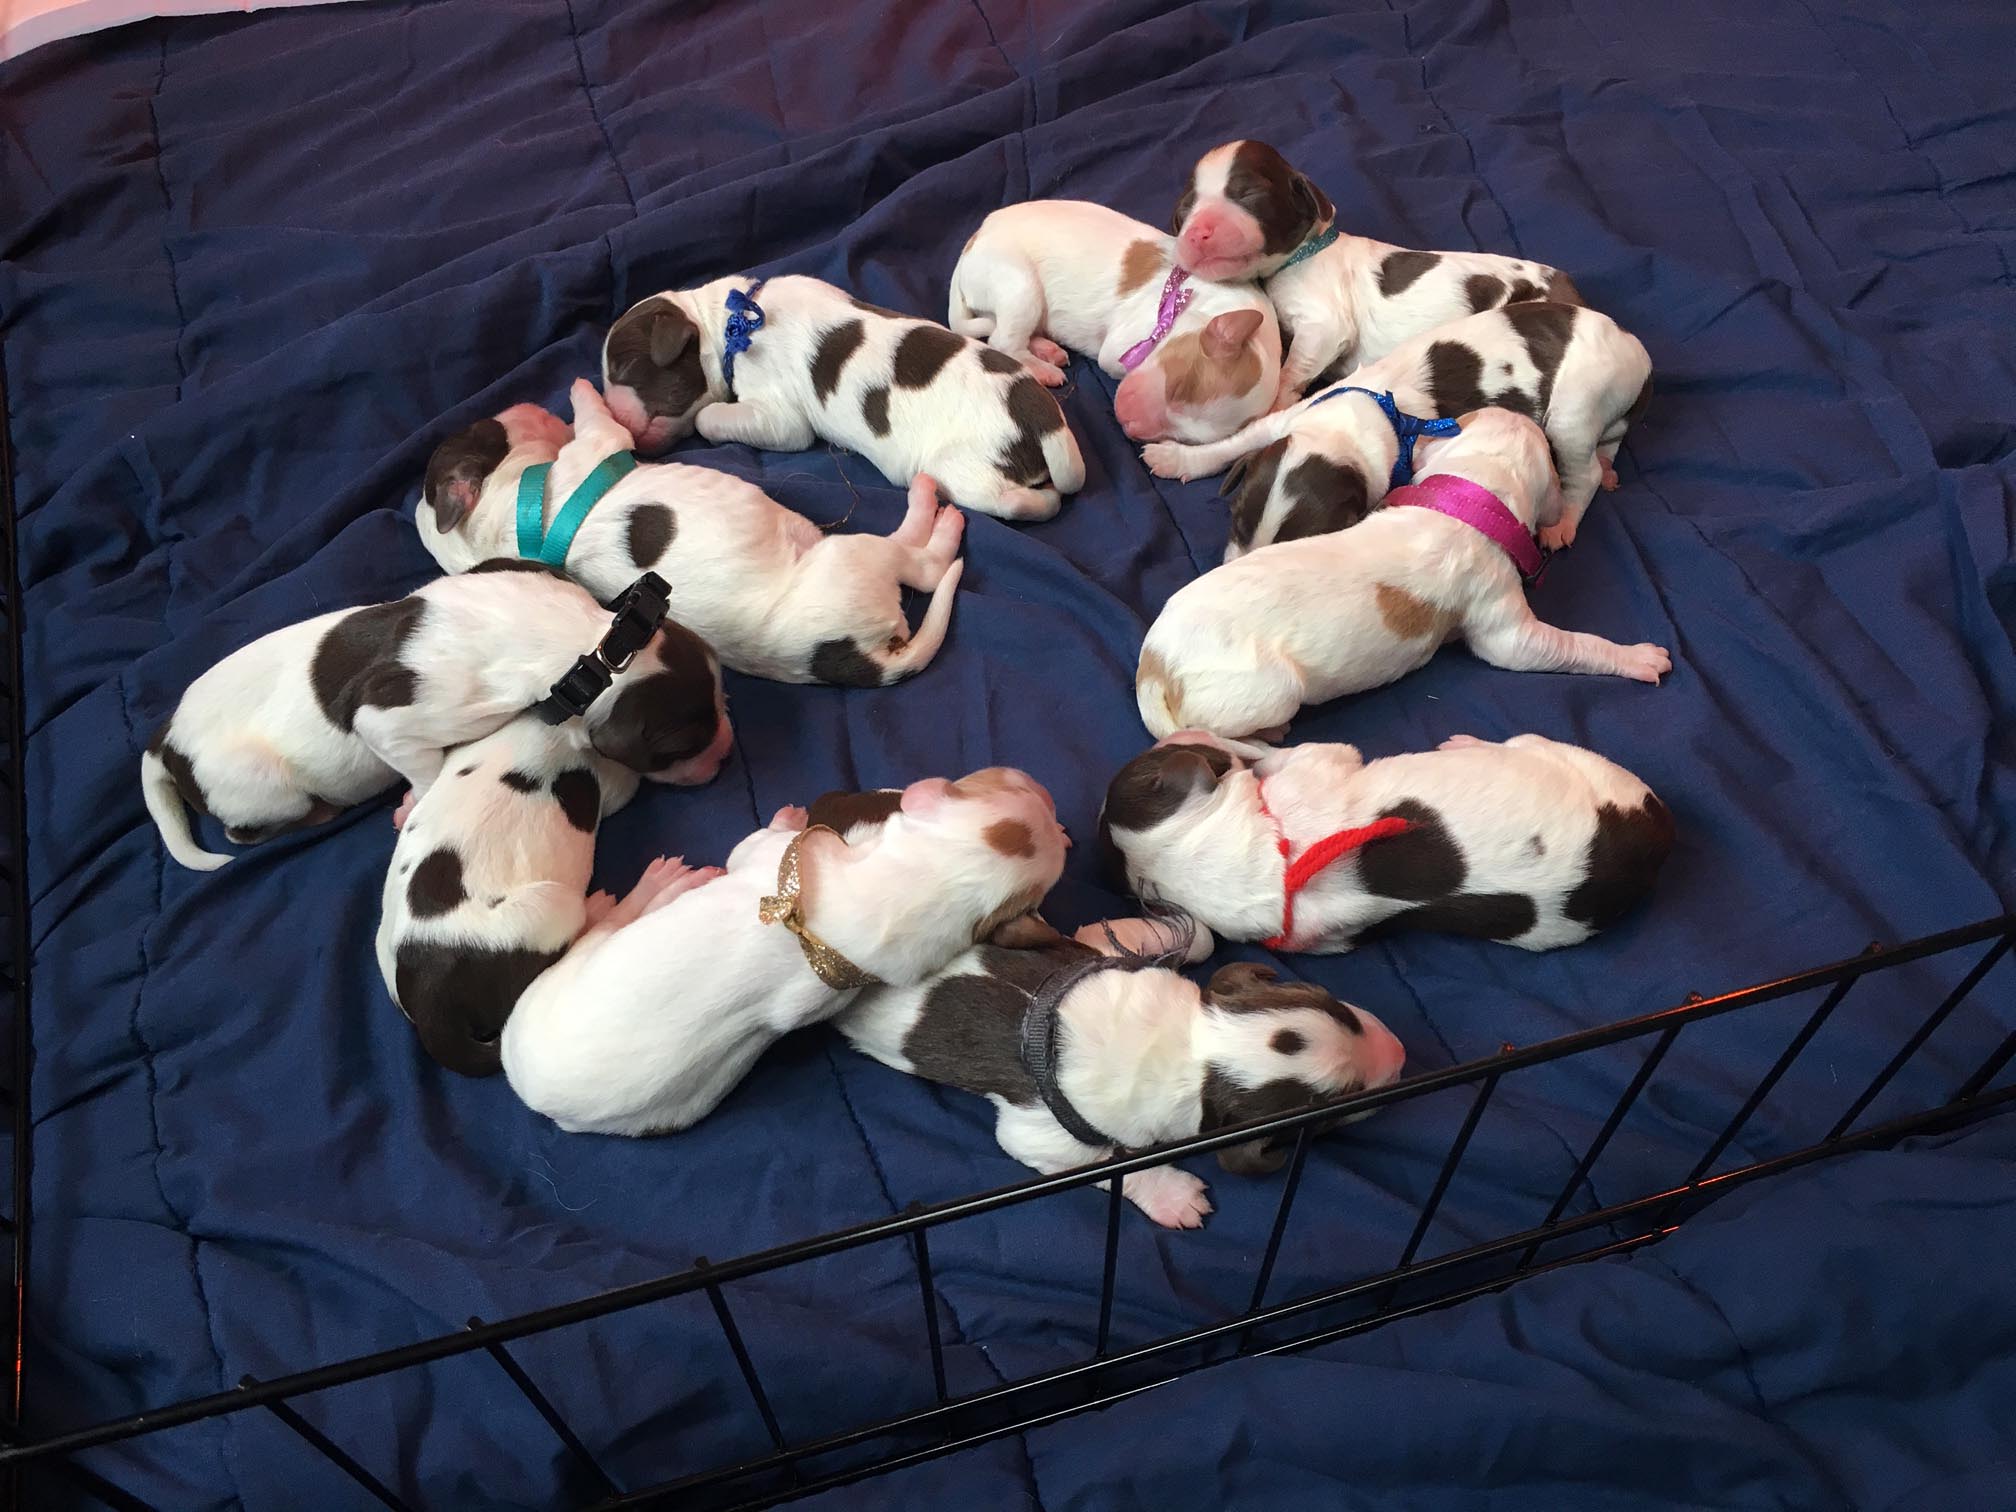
[533,572,672,725]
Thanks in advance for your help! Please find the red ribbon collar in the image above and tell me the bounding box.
[1253,779,1411,950]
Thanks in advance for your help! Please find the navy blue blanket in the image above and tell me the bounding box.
[4,1,2015,1508]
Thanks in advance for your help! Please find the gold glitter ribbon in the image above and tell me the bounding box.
[758,826,882,990]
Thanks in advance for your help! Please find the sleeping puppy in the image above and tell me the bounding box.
[948,200,1281,443]
[1136,409,1671,740]
[375,714,639,1076]
[419,381,966,687]
[837,921,1403,1228]
[1145,301,1651,556]
[501,768,1070,1135]
[601,276,1086,521]
[1099,732,1674,954]
[1171,140,1582,406]
[141,566,730,871]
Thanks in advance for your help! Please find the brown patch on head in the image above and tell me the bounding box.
[983,818,1037,858]
[1159,327,1264,407]
[1375,583,1453,640]
[1223,141,1335,255]
[944,766,1034,802]
[806,787,904,838]
[1204,962,1361,1032]
[1118,239,1164,298]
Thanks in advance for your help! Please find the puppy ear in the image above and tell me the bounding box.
[1206,961,1281,1009]
[646,304,696,370]
[1217,1138,1290,1176]
[984,911,1065,949]
[1170,185,1198,237]
[1289,173,1334,235]
[421,417,508,535]
[1201,308,1265,362]
[1218,454,1250,499]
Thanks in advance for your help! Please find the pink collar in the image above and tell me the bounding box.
[1387,473,1546,581]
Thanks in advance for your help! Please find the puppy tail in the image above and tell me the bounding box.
[140,746,232,872]
[875,558,964,683]
[1042,420,1087,496]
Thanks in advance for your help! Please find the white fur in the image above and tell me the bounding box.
[419,381,967,685]
[1106,732,1667,953]
[1145,303,1652,554]
[603,276,1086,521]
[502,770,1070,1135]
[948,200,1281,444]
[140,569,729,871]
[1136,410,1671,739]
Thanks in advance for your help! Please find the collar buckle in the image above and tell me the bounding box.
[532,571,670,725]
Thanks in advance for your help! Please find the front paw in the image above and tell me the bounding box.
[1437,734,1492,751]
[771,805,809,831]
[1141,442,1199,481]
[1025,357,1068,387]
[1618,643,1672,685]
[391,789,417,829]
[1028,336,1069,367]
[1537,518,1578,552]
[1128,1166,1214,1230]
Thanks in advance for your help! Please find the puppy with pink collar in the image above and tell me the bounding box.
[1136,409,1670,743]
[1100,731,1673,955]
[948,200,1281,443]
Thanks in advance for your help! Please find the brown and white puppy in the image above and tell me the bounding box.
[602,276,1085,521]
[948,200,1281,444]
[1146,301,1651,556]
[1172,140,1582,406]
[420,382,966,687]
[1136,409,1670,740]
[836,922,1404,1228]
[1100,732,1674,954]
[502,768,1070,1135]
[376,714,639,1076]
[140,566,730,871]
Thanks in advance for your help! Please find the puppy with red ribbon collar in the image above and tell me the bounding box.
[947,200,1281,445]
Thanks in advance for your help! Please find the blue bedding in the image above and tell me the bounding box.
[4,1,2015,1508]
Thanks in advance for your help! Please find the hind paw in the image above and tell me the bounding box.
[1029,336,1069,367]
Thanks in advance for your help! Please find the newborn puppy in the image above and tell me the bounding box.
[602,277,1085,521]
[1137,409,1671,739]
[1146,301,1651,555]
[837,923,1403,1228]
[502,768,1070,1135]
[1100,732,1674,954]
[376,714,639,1076]
[420,381,966,686]
[948,200,1281,443]
[1172,140,1581,405]
[141,567,730,871]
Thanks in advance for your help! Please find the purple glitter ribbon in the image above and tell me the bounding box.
[1119,267,1193,371]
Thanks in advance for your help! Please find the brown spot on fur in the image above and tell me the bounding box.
[1376,583,1452,640]
[972,884,1051,945]
[1119,239,1164,298]
[1160,328,1263,407]
[983,818,1037,858]
[1137,645,1185,724]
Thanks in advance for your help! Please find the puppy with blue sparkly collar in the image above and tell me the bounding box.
[601,276,1086,521]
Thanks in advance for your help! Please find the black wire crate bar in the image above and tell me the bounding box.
[4,913,2012,1512]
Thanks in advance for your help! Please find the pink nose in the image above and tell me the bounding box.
[1114,391,1164,441]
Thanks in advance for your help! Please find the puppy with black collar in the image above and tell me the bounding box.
[601,276,1086,521]
[1100,731,1674,955]
[420,380,967,686]
[1137,409,1671,741]
[1145,300,1651,557]
[947,200,1280,443]
[1172,140,1583,408]
[140,568,729,871]
[376,713,639,1076]
[837,919,1404,1229]
[502,767,1070,1136]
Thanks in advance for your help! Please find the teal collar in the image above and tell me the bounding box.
[1277,225,1340,272]
[516,450,637,568]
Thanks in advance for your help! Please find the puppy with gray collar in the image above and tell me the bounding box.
[420,380,966,687]
[140,566,730,871]
[836,921,1404,1229]
[1145,300,1651,557]
[947,200,1280,444]
[601,276,1085,521]
[1171,140,1583,408]
[501,767,1070,1136]
[376,714,639,1076]
[1137,409,1670,741]
[1100,731,1674,955]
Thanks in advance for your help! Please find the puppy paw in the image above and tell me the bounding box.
[1025,358,1068,388]
[391,789,417,829]
[583,890,618,928]
[641,864,725,916]
[1438,734,1492,751]
[1270,380,1306,413]
[1599,455,1621,491]
[928,502,966,564]
[1618,643,1672,684]
[1127,1166,1214,1230]
[1028,336,1069,367]
[771,805,809,831]
[1537,518,1578,552]
[1140,442,1197,481]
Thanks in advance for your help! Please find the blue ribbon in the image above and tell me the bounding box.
[1277,225,1340,271]
[721,279,767,395]
[516,450,637,569]
[1307,385,1461,488]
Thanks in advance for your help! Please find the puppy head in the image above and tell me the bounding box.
[1096,738,1239,890]
[1416,407,1561,529]
[602,293,711,455]
[1172,140,1336,283]
[419,404,573,546]
[1220,439,1373,561]
[1197,963,1407,1174]
[588,622,732,785]
[1113,304,1279,444]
